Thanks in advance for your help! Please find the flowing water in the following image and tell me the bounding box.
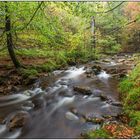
[0,59,126,138]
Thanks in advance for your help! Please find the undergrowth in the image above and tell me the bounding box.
[119,60,140,135]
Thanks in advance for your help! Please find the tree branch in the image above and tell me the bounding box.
[20,2,43,31]
[106,18,139,34]
[95,2,124,14]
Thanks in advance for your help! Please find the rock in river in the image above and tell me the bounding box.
[85,113,105,124]
[95,93,109,101]
[92,65,102,75]
[65,111,79,121]
[85,68,93,74]
[111,101,123,107]
[6,111,30,131]
[73,86,92,95]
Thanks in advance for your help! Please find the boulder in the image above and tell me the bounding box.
[85,113,104,124]
[92,65,102,75]
[65,111,79,121]
[69,107,78,114]
[73,86,92,95]
[111,102,123,107]
[90,118,104,124]
[32,98,45,109]
[86,74,92,78]
[97,93,109,101]
[85,68,92,74]
[118,59,125,63]
[7,112,30,131]
[102,59,111,63]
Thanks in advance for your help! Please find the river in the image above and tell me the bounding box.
[0,55,134,138]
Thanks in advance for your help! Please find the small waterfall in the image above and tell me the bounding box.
[6,129,21,139]
[110,61,116,66]
[97,71,110,80]
[64,67,85,79]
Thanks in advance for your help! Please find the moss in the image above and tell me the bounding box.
[82,129,111,139]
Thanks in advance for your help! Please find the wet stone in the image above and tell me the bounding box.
[86,74,92,78]
[69,107,78,115]
[32,98,45,109]
[85,68,92,74]
[118,59,125,63]
[95,93,109,101]
[111,101,123,107]
[73,86,92,95]
[92,65,102,75]
[102,59,111,63]
[65,111,79,121]
[6,112,30,131]
[21,101,35,111]
[85,113,105,124]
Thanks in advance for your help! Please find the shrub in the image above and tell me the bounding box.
[82,129,111,139]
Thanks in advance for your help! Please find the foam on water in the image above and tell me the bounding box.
[101,103,111,109]
[110,61,117,66]
[65,66,85,79]
[49,96,75,116]
[6,129,21,139]
[97,71,110,80]
[0,94,30,107]
[0,125,6,135]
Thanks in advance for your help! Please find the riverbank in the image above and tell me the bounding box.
[0,53,138,138]
[0,49,97,96]
[119,55,140,138]
[82,53,140,139]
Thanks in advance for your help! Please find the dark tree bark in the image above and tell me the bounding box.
[5,2,21,68]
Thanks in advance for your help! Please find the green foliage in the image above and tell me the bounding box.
[119,60,140,135]
[119,78,134,97]
[98,36,122,53]
[83,129,111,139]
[119,63,140,96]
[37,61,59,72]
[0,2,139,71]
[20,68,38,78]
[128,111,140,127]
[16,48,55,58]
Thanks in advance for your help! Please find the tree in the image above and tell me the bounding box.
[5,2,21,68]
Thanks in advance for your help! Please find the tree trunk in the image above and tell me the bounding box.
[91,16,96,59]
[5,2,21,68]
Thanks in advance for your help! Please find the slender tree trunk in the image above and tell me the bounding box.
[5,2,21,68]
[91,16,96,59]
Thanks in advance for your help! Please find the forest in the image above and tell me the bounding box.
[0,1,140,139]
